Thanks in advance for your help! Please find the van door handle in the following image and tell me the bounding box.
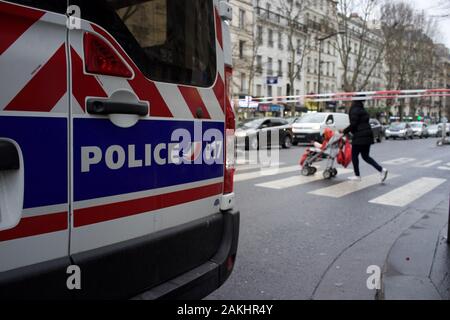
[0,141,20,170]
[87,100,149,116]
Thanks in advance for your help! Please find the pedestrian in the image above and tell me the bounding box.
[342,100,388,182]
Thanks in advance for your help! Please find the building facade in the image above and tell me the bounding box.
[227,0,450,121]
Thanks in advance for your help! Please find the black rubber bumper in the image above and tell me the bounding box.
[133,209,240,300]
[0,209,240,300]
[293,132,322,143]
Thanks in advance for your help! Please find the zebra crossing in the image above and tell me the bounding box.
[235,157,449,208]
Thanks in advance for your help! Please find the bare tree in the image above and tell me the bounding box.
[335,0,387,93]
[381,1,438,119]
[230,23,260,97]
[278,0,313,113]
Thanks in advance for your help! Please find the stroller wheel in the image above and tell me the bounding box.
[301,167,311,176]
[331,169,338,177]
[323,170,332,180]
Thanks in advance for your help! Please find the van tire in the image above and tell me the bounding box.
[282,136,292,149]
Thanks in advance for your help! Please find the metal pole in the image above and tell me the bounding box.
[318,40,322,112]
[448,192,450,244]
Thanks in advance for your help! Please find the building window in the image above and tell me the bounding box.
[278,32,283,50]
[257,25,263,45]
[278,60,283,77]
[268,29,274,47]
[239,40,245,59]
[277,86,282,97]
[268,85,273,97]
[267,57,273,76]
[239,9,245,29]
[256,55,263,73]
[240,73,247,93]
[256,84,262,96]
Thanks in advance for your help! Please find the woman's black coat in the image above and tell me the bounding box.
[343,101,374,146]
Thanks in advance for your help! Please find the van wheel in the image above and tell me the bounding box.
[282,136,292,149]
[377,135,383,143]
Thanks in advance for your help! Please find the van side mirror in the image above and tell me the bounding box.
[219,2,233,21]
[326,119,333,125]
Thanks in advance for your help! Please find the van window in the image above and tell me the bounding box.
[297,113,327,124]
[74,0,217,87]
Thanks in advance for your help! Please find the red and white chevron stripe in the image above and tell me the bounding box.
[0,2,68,114]
[1,0,226,121]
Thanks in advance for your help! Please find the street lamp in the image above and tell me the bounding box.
[317,30,345,111]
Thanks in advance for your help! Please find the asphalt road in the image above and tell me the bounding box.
[207,136,450,300]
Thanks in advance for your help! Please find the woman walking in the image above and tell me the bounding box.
[342,100,388,182]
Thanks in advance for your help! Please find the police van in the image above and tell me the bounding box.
[0,0,239,299]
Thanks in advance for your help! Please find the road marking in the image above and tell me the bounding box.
[309,173,400,198]
[381,158,416,165]
[235,165,300,182]
[412,160,443,168]
[369,177,446,207]
[438,163,450,171]
[255,169,353,189]
[236,162,285,172]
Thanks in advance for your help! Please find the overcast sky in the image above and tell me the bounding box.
[409,0,450,47]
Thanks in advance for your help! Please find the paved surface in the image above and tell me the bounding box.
[381,200,450,300]
[206,137,450,300]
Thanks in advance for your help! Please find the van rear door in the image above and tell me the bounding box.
[67,0,227,298]
[0,0,71,298]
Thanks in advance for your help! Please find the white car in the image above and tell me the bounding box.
[409,122,429,138]
[385,122,414,140]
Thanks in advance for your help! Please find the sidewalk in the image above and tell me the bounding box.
[379,200,450,300]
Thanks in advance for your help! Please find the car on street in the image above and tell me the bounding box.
[385,122,414,140]
[235,117,294,150]
[409,122,429,138]
[369,119,384,143]
[437,123,450,136]
[428,124,442,137]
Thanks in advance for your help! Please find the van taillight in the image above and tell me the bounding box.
[224,65,235,194]
[83,33,132,78]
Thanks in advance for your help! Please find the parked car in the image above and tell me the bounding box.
[369,119,384,143]
[409,122,429,138]
[292,112,349,145]
[385,122,414,140]
[437,123,450,136]
[235,118,294,150]
[428,124,442,137]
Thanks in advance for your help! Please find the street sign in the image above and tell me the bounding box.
[266,76,278,85]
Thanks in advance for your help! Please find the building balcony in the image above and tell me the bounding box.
[255,7,308,33]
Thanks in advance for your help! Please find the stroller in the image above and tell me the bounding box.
[299,131,350,180]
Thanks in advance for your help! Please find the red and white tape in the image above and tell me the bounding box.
[247,88,450,104]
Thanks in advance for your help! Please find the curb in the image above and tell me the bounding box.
[379,201,449,300]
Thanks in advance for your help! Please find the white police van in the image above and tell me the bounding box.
[0,0,239,299]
